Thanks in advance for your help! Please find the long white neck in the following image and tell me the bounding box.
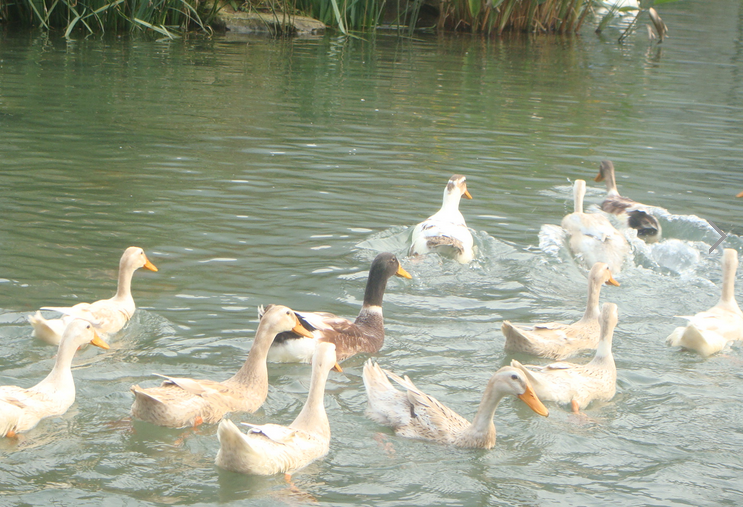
[718,249,741,311]
[34,338,79,394]
[591,315,616,365]
[573,180,586,213]
[290,360,332,439]
[580,275,603,322]
[112,260,136,303]
[439,188,462,214]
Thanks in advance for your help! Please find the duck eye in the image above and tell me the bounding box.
[511,374,518,380]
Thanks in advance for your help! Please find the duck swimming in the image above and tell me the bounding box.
[362,362,548,448]
[595,160,662,243]
[409,174,474,264]
[130,305,314,428]
[266,252,411,364]
[29,246,157,345]
[1,319,109,437]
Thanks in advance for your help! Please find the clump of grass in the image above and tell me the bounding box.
[1,0,220,36]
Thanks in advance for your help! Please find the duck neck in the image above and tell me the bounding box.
[591,326,615,365]
[580,277,603,322]
[718,252,741,312]
[228,324,274,390]
[440,189,462,215]
[602,165,619,197]
[361,263,390,310]
[112,259,135,304]
[573,182,585,213]
[465,378,505,443]
[290,363,331,438]
[36,339,78,391]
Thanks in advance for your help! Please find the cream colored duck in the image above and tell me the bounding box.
[266,252,411,364]
[511,302,618,413]
[216,342,339,476]
[502,262,620,360]
[666,248,743,356]
[595,160,662,243]
[29,246,158,345]
[1,319,109,437]
[130,305,314,428]
[561,179,631,274]
[362,362,548,449]
[409,174,474,264]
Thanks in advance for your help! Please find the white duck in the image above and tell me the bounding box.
[666,248,743,356]
[409,174,474,264]
[130,305,314,428]
[215,342,340,476]
[511,302,618,413]
[502,262,620,360]
[1,319,110,437]
[595,160,662,243]
[561,179,631,274]
[29,246,158,345]
[362,362,548,449]
[266,252,411,364]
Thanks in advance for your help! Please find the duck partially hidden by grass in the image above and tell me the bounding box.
[511,302,619,414]
[362,362,548,449]
[1,319,110,438]
[502,262,620,360]
[666,249,743,356]
[265,252,411,364]
[595,160,662,243]
[29,246,158,345]
[409,174,474,264]
[130,305,314,429]
[215,342,340,476]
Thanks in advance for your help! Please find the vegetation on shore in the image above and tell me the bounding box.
[0,0,677,38]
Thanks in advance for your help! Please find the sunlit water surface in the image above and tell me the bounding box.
[1,2,743,505]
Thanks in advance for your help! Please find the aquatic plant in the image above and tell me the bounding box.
[0,0,678,36]
[0,0,219,36]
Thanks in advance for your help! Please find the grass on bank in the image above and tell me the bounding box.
[0,0,679,37]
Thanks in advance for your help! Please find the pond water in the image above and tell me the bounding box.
[1,1,743,505]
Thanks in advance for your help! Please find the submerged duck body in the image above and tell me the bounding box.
[362,362,548,449]
[29,246,158,345]
[511,303,619,412]
[502,262,620,360]
[409,174,474,264]
[666,249,743,356]
[266,252,411,364]
[130,305,314,428]
[1,320,109,437]
[595,160,662,243]
[561,179,631,274]
[216,342,339,476]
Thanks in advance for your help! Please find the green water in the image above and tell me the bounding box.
[1,1,743,505]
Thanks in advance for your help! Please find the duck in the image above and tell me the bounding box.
[362,362,548,449]
[130,305,314,428]
[502,262,620,360]
[215,342,340,476]
[29,246,158,345]
[265,252,411,364]
[595,160,662,243]
[409,174,474,264]
[511,302,619,413]
[561,179,631,273]
[666,248,743,356]
[1,319,110,437]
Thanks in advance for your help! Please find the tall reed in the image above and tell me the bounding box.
[0,0,219,36]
